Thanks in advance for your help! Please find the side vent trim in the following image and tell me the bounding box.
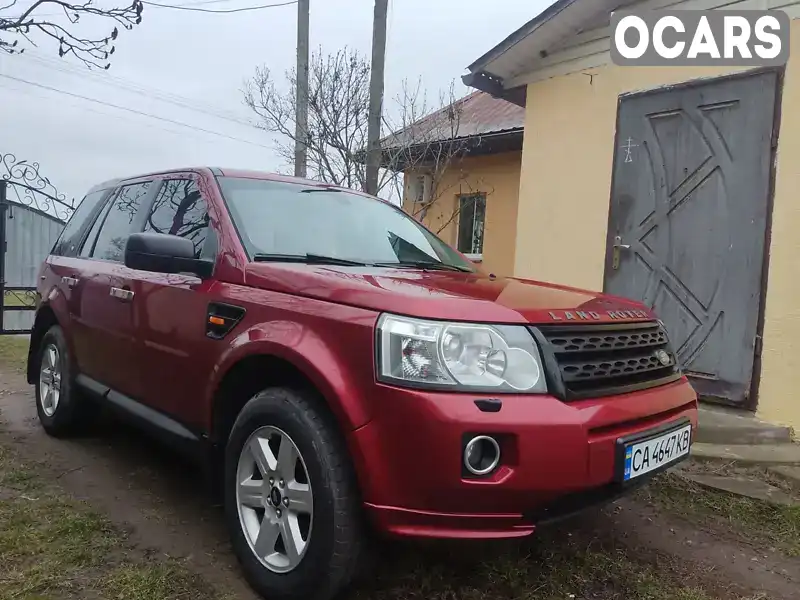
[206,302,246,340]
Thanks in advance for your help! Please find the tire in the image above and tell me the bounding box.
[224,387,365,600]
[34,324,92,437]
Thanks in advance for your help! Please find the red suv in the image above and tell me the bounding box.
[28,168,698,600]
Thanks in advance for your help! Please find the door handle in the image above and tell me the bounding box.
[109,286,134,302]
[612,235,630,270]
[61,276,79,289]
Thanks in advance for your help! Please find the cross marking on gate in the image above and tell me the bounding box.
[621,137,639,163]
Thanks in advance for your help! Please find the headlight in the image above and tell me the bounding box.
[376,314,547,393]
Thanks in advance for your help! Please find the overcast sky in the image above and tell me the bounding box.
[0,0,552,203]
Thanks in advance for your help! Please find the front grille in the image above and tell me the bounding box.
[533,321,681,401]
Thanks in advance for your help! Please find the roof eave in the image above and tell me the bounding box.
[460,72,527,107]
[466,0,577,75]
[378,128,524,171]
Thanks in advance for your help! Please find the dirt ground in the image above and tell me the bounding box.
[1,343,798,600]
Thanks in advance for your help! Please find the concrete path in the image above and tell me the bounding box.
[691,442,800,465]
[696,404,793,445]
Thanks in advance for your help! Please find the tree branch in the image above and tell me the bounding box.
[0,0,143,68]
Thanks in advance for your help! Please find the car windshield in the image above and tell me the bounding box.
[217,177,476,271]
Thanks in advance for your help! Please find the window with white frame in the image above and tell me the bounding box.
[456,193,486,257]
[407,172,432,205]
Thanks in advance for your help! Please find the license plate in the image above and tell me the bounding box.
[621,423,692,482]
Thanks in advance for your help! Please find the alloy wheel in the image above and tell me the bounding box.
[39,343,62,417]
[236,425,314,573]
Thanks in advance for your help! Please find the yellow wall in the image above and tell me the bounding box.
[403,151,521,277]
[515,21,800,429]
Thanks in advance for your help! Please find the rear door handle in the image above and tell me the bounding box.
[109,286,134,302]
[61,276,79,289]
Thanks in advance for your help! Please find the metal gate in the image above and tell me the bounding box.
[604,70,778,407]
[1,155,74,335]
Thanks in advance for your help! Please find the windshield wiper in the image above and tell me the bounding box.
[252,253,370,266]
[253,254,471,271]
[299,188,343,194]
[375,260,472,272]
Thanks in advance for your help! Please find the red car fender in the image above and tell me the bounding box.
[203,320,373,435]
[31,286,76,372]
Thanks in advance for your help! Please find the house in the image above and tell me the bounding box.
[380,91,524,276]
[461,0,800,429]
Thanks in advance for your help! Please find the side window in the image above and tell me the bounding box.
[52,189,108,257]
[456,193,487,256]
[143,179,212,260]
[79,197,112,259]
[87,182,152,261]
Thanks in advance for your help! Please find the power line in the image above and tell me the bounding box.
[18,50,255,127]
[5,0,291,19]
[0,72,272,148]
[152,0,249,6]
[142,0,296,13]
[0,77,225,144]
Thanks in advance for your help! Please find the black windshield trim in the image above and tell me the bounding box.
[374,261,472,273]
[252,253,371,267]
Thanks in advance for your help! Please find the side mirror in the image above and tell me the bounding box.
[124,232,213,278]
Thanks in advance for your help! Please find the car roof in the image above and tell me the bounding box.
[86,167,376,200]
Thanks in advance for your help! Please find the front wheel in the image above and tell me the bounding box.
[224,388,365,600]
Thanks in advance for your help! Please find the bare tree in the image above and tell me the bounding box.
[380,78,496,236]
[243,46,495,239]
[244,47,374,191]
[0,0,143,68]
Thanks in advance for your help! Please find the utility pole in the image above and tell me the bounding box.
[294,0,310,178]
[365,0,388,195]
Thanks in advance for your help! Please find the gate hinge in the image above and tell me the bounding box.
[754,334,763,357]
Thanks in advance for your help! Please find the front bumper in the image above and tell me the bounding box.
[348,377,698,539]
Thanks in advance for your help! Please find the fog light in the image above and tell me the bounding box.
[463,435,501,476]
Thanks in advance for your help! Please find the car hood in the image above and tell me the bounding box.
[244,264,655,324]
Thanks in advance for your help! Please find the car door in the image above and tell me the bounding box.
[71,180,155,399]
[130,176,222,428]
[44,187,114,374]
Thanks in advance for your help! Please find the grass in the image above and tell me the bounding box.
[0,444,229,600]
[639,472,800,557]
[2,291,35,308]
[349,534,717,600]
[102,563,223,600]
[0,335,28,373]
[0,431,731,600]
